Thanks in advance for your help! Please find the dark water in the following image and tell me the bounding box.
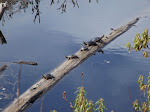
[0,0,150,111]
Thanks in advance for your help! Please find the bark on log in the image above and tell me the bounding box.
[0,2,7,21]
[3,18,139,112]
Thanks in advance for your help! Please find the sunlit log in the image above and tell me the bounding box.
[3,18,139,112]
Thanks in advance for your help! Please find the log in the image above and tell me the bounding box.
[3,18,139,112]
[13,61,38,66]
[0,2,7,21]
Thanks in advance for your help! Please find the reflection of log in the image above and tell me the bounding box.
[0,30,7,44]
[0,2,7,21]
[3,18,139,112]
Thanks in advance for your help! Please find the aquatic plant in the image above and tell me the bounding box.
[125,28,150,57]
[125,28,150,111]
[129,74,150,112]
[61,72,107,112]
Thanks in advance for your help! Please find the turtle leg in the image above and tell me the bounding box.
[65,56,69,59]
[42,75,46,79]
[83,41,87,46]
[98,49,104,54]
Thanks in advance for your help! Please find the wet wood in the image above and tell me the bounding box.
[3,18,139,112]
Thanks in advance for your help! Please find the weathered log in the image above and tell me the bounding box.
[0,2,7,21]
[3,18,139,112]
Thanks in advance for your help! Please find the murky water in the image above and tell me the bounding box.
[0,0,150,111]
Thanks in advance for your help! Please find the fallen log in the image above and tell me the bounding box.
[0,2,7,21]
[3,18,139,112]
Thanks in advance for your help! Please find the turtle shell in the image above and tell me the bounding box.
[66,54,78,60]
[42,74,55,80]
[80,45,88,51]
[90,37,101,42]
[86,41,97,46]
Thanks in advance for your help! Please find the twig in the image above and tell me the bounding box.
[128,87,136,112]
[17,64,22,107]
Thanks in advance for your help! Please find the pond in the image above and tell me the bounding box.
[0,0,150,111]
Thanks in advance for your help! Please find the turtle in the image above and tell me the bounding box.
[80,45,88,51]
[65,54,78,60]
[90,35,104,43]
[83,41,97,47]
[42,74,55,80]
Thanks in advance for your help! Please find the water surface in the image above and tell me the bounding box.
[0,0,150,111]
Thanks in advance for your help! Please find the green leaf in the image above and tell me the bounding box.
[143,51,148,58]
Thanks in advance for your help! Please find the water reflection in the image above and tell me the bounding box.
[0,30,7,45]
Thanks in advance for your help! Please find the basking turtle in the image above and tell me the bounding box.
[65,54,78,60]
[80,45,88,51]
[42,74,55,80]
[90,35,104,43]
[83,41,97,47]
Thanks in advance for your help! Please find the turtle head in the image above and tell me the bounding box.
[42,75,46,79]
[1,2,7,8]
[65,56,68,59]
[101,35,104,38]
[83,41,87,46]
